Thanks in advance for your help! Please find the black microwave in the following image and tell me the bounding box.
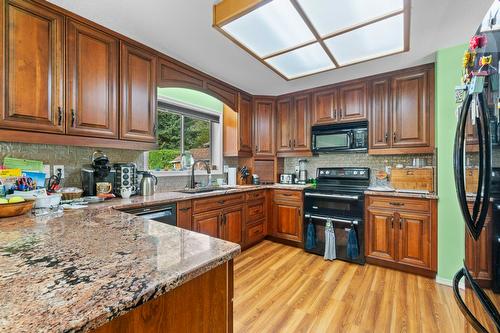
[312,121,368,153]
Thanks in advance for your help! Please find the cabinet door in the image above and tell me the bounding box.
[465,215,493,286]
[391,70,431,148]
[276,97,293,153]
[238,93,253,154]
[366,208,397,262]
[312,89,338,125]
[120,42,157,142]
[293,93,311,152]
[338,82,367,122]
[177,200,192,230]
[397,212,431,269]
[273,203,302,243]
[369,78,391,149]
[223,204,243,244]
[253,98,275,157]
[0,0,64,133]
[66,20,118,138]
[193,210,221,238]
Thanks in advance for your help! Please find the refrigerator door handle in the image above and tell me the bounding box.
[453,92,492,240]
[453,267,500,332]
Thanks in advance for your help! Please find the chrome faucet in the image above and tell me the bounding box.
[190,160,212,189]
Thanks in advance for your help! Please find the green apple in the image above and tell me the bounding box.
[8,197,25,204]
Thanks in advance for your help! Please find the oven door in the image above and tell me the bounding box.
[304,191,364,218]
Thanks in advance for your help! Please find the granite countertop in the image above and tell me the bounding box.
[364,190,438,200]
[0,208,240,332]
[93,184,311,211]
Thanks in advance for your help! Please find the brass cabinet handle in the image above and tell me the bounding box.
[57,107,63,126]
[71,109,76,127]
[179,207,190,212]
[153,122,157,136]
[334,109,337,120]
[217,200,225,204]
[400,218,404,229]
[393,132,397,142]
[390,216,394,228]
[293,139,296,147]
[384,132,388,143]
[255,145,258,152]
[389,202,404,206]
[289,139,291,148]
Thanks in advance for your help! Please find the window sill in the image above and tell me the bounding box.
[150,170,223,178]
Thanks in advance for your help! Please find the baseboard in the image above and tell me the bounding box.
[436,276,465,289]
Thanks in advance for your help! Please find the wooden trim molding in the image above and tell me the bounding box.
[213,0,270,26]
[1,129,157,150]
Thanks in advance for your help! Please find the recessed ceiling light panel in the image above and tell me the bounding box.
[297,0,404,36]
[265,43,335,79]
[324,14,404,66]
[214,0,410,80]
[221,0,315,57]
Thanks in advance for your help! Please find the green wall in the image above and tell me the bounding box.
[157,87,223,113]
[436,43,468,281]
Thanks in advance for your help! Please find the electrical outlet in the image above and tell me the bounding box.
[295,166,300,174]
[43,165,51,179]
[53,165,65,179]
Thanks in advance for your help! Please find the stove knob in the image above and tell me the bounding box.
[325,171,330,175]
[320,171,324,175]
[354,171,358,175]
[360,171,365,175]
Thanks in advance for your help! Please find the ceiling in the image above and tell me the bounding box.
[48,0,492,95]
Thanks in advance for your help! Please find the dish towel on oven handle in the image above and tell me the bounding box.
[305,217,316,250]
[346,227,359,259]
[324,219,336,260]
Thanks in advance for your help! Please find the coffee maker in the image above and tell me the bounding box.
[81,151,116,196]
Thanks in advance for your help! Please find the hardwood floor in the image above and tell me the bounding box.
[233,240,500,333]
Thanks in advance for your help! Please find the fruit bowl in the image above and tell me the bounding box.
[0,200,35,218]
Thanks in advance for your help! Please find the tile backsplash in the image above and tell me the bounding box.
[284,153,435,183]
[0,142,145,187]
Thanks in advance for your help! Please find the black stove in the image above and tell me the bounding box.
[303,167,370,264]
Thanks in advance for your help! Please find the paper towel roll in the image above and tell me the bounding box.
[228,168,237,186]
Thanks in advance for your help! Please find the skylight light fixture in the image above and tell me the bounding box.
[213,0,410,80]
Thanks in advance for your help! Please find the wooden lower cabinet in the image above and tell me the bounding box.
[176,200,192,230]
[222,204,244,244]
[465,204,493,288]
[272,190,303,245]
[365,195,437,277]
[193,210,220,238]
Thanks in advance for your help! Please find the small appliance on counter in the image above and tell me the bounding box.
[139,171,157,196]
[113,163,138,197]
[297,159,308,184]
[280,173,295,184]
[81,151,116,197]
[252,174,260,185]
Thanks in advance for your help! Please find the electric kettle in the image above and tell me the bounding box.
[140,172,157,196]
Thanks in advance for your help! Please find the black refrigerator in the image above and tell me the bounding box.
[453,1,500,331]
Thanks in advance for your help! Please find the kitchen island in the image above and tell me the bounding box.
[0,207,240,332]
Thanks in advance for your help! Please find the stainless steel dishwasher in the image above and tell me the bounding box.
[121,203,177,226]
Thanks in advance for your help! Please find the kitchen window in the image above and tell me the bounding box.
[146,95,222,174]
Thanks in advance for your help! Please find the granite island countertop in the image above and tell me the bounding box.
[0,207,240,332]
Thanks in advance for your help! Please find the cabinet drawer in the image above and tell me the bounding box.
[246,190,265,201]
[246,220,265,244]
[247,199,265,223]
[368,196,430,213]
[273,189,302,202]
[193,193,245,213]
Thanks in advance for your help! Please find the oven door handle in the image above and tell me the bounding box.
[304,192,359,200]
[304,214,358,225]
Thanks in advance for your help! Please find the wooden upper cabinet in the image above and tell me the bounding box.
[276,97,293,153]
[338,82,367,122]
[312,89,337,125]
[391,69,432,148]
[238,93,253,155]
[253,97,275,157]
[120,42,157,142]
[66,20,118,138]
[293,93,311,152]
[0,0,64,133]
[369,78,391,149]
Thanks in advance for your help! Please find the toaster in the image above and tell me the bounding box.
[280,174,296,184]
